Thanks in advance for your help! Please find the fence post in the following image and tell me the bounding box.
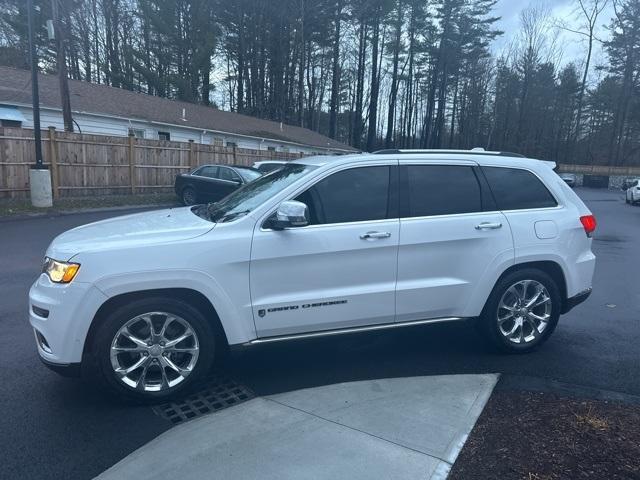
[232,145,237,165]
[47,127,60,199]
[128,133,135,194]
[188,139,196,169]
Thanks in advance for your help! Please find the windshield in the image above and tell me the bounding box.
[236,168,262,183]
[200,163,317,222]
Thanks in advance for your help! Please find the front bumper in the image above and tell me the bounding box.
[561,288,592,314]
[29,274,108,367]
[39,356,82,377]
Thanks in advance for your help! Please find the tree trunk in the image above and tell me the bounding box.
[385,0,403,148]
[328,0,342,139]
[366,5,382,151]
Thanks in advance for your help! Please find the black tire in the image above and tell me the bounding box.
[481,268,561,354]
[89,297,216,403]
[182,186,198,206]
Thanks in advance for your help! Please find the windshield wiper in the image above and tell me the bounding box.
[217,210,251,223]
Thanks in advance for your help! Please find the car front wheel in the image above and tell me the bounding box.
[481,269,561,353]
[90,297,216,403]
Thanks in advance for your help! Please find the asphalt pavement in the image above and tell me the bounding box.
[1,188,639,480]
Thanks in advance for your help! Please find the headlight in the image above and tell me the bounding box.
[43,257,81,283]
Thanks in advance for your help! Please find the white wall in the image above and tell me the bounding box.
[15,105,334,155]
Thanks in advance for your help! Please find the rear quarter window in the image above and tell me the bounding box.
[482,167,557,210]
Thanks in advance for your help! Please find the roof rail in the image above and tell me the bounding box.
[372,148,526,158]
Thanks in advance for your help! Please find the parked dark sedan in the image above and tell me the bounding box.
[175,164,262,205]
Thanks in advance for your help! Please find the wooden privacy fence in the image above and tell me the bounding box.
[0,127,305,199]
[556,163,640,176]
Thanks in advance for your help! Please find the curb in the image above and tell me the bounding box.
[496,374,640,405]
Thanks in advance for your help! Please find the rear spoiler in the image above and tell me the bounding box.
[542,160,557,170]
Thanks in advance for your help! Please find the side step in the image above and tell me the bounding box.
[245,316,466,346]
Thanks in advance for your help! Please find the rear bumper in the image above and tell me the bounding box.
[561,288,592,314]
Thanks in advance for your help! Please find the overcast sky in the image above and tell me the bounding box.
[492,0,615,76]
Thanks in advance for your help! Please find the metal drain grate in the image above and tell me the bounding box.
[153,375,255,424]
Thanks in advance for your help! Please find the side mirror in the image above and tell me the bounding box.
[267,200,309,230]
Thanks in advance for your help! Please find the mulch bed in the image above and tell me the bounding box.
[449,391,640,480]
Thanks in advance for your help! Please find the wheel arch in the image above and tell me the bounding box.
[82,288,229,362]
[491,260,568,311]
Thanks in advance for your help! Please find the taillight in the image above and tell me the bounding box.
[580,215,597,237]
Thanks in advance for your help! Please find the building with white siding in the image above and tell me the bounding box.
[0,66,356,155]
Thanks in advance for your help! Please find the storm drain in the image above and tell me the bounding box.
[153,375,255,424]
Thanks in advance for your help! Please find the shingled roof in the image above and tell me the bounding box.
[0,66,356,152]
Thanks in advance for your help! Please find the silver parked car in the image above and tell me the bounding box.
[559,173,577,188]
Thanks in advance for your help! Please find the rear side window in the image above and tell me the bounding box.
[483,167,557,210]
[295,166,391,225]
[404,165,482,217]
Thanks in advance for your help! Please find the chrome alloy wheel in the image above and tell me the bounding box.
[497,280,552,345]
[110,312,200,392]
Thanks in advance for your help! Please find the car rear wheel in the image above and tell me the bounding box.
[182,186,197,206]
[481,269,561,353]
[90,297,216,403]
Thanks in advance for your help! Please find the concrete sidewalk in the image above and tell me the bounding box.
[96,374,498,480]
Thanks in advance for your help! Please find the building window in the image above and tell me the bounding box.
[226,141,237,148]
[128,128,145,139]
[267,146,276,152]
[1,119,22,127]
[158,131,171,141]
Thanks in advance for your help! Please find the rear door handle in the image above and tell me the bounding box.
[360,231,392,240]
[475,222,503,230]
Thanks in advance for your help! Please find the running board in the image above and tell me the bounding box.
[245,317,466,346]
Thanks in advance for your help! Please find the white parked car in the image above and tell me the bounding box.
[252,160,288,174]
[625,179,640,205]
[30,150,596,402]
[559,173,577,188]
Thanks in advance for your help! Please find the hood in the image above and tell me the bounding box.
[47,207,215,260]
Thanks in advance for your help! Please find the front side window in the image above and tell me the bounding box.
[483,167,557,210]
[404,165,482,217]
[295,166,391,225]
[218,167,241,182]
[197,166,219,179]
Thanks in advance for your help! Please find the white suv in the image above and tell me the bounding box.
[625,179,640,204]
[29,150,596,401]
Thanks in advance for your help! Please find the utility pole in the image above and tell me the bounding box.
[51,0,74,132]
[27,0,44,167]
[27,0,53,207]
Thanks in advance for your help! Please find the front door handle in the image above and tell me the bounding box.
[475,222,503,230]
[360,231,392,240]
